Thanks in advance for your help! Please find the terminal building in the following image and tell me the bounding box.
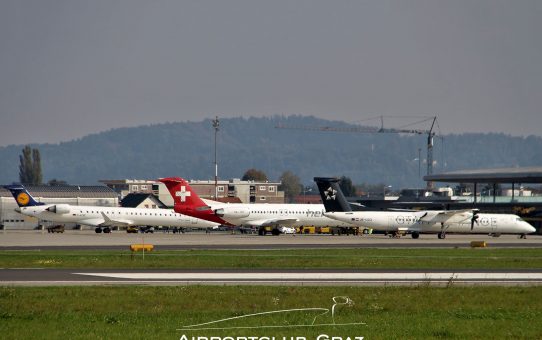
[100,178,285,205]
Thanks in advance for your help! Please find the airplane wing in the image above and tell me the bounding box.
[98,212,134,227]
[418,209,479,224]
[76,213,135,227]
[76,218,107,227]
[241,218,299,227]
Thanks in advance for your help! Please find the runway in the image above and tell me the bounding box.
[2,268,542,286]
[1,230,541,250]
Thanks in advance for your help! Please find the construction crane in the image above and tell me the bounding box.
[275,116,438,189]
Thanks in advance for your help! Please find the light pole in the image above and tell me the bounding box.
[212,116,220,200]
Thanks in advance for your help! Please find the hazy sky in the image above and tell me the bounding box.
[1,0,541,146]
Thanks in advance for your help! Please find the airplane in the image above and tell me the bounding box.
[158,177,356,235]
[314,177,536,239]
[3,184,220,233]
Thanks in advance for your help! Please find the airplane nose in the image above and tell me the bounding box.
[524,222,536,234]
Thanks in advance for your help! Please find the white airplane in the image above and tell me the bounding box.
[159,177,356,235]
[4,184,220,233]
[314,177,536,239]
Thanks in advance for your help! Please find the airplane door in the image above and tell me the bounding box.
[491,217,498,233]
[388,216,395,229]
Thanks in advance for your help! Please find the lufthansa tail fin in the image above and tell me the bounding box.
[3,184,45,207]
[314,177,352,212]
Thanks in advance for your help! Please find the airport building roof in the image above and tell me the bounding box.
[424,167,542,183]
[0,185,118,198]
[120,193,166,208]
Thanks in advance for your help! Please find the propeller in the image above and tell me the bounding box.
[471,211,480,230]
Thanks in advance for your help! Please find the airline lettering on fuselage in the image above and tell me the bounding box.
[306,210,323,218]
[477,217,497,226]
[351,217,373,222]
[175,186,191,202]
[395,216,417,224]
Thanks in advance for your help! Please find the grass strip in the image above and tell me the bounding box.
[1,285,541,339]
[1,248,542,269]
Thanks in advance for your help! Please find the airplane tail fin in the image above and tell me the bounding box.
[314,177,352,212]
[159,177,229,225]
[3,184,45,207]
[158,177,210,210]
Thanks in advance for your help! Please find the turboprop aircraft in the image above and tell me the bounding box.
[314,177,536,239]
[159,177,355,235]
[4,184,220,233]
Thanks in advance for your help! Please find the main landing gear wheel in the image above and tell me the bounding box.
[411,232,420,239]
[438,233,446,239]
[271,228,281,236]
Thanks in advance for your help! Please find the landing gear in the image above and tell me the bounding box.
[411,232,420,239]
[389,231,402,238]
[519,234,527,239]
[258,227,266,236]
[438,222,447,239]
[271,228,281,236]
[95,227,102,233]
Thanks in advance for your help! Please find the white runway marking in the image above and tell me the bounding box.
[76,272,542,281]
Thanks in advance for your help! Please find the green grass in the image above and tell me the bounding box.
[1,286,541,339]
[1,248,542,270]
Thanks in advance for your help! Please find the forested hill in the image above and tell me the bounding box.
[1,115,541,188]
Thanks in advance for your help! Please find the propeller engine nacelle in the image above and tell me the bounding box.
[214,207,250,219]
[46,204,71,214]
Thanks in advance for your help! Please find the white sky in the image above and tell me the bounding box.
[1,0,541,146]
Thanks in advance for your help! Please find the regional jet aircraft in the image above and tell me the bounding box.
[159,177,355,235]
[4,184,219,233]
[314,177,536,239]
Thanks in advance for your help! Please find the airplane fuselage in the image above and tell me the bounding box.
[17,204,219,228]
[195,202,356,228]
[324,211,535,234]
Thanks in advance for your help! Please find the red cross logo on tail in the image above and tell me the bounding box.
[175,186,191,202]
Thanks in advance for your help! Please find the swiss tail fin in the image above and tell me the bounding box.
[314,177,352,212]
[159,177,229,225]
[3,184,45,207]
[158,177,210,210]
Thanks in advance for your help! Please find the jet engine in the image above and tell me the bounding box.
[214,207,250,218]
[46,204,71,214]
